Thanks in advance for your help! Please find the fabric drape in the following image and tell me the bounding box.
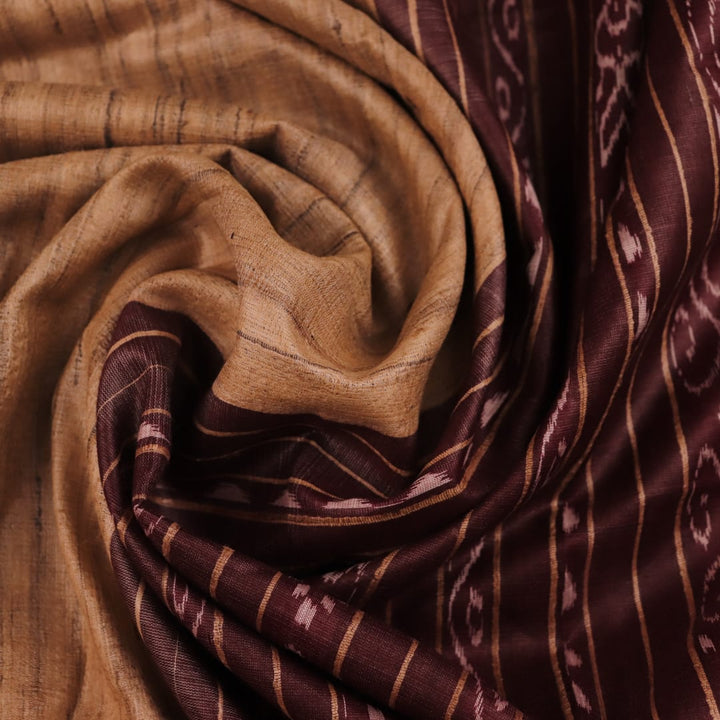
[1,0,720,718]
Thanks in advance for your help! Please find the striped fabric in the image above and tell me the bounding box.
[1,0,720,718]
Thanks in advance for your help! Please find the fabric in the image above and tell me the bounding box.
[1,0,720,718]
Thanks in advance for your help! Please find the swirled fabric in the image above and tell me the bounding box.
[2,0,720,718]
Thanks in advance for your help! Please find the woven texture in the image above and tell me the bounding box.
[2,0,720,718]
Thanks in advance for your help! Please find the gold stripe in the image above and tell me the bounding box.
[389,640,418,708]
[456,348,509,405]
[449,511,472,560]
[217,682,224,720]
[106,330,181,358]
[209,546,234,599]
[197,436,388,499]
[518,428,538,507]
[101,433,137,487]
[162,522,180,560]
[462,252,554,491]
[648,57,720,717]
[443,670,469,720]
[208,473,342,500]
[142,407,172,417]
[345,431,412,477]
[116,508,133,545]
[560,209,636,487]
[271,647,290,717]
[583,463,607,720]
[256,571,282,632]
[135,443,171,460]
[361,549,399,605]
[421,439,471,472]
[162,567,169,607]
[134,580,145,640]
[436,566,444,653]
[472,315,504,352]
[626,363,660,720]
[563,318,589,463]
[193,417,265,438]
[662,322,720,717]
[442,0,468,113]
[492,524,505,697]
[666,0,719,228]
[97,363,170,414]
[407,0,425,62]
[333,610,364,677]
[213,609,228,666]
[102,453,123,488]
[646,64,692,263]
[625,155,662,718]
[329,682,339,720]
[626,157,661,318]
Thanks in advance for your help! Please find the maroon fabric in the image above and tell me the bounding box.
[95,1,720,719]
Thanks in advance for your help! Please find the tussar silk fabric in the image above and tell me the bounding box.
[1,0,720,718]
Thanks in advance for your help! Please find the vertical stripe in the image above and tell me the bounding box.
[492,523,505,697]
[271,647,290,717]
[563,318,589,465]
[625,155,661,720]
[665,0,719,229]
[209,546,234,599]
[443,670,469,720]
[116,508,133,544]
[518,428,537,506]
[464,252,554,492]
[256,571,282,632]
[389,640,418,708]
[648,56,720,718]
[213,609,228,666]
[361,549,399,605]
[407,0,425,62]
[217,682,224,720]
[161,521,180,560]
[329,682,339,720]
[646,64,692,264]
[161,567,169,607]
[626,363,660,720]
[583,463,607,720]
[134,580,145,640]
[662,322,720,718]
[626,157,662,318]
[563,204,636,482]
[333,610,364,677]
[441,0,468,113]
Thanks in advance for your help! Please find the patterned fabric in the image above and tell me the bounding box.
[1,0,720,718]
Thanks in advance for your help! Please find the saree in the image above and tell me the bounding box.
[1,0,719,717]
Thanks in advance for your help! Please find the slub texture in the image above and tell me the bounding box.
[1,0,720,718]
